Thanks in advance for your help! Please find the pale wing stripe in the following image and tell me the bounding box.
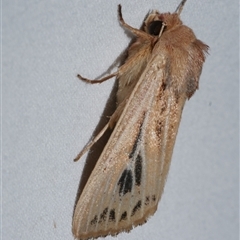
[139,114,150,217]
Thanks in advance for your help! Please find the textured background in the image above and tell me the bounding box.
[2,0,239,239]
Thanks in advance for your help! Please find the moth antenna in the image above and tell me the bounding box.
[175,0,187,15]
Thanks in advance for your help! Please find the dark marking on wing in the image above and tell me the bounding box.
[109,209,116,222]
[158,82,168,113]
[119,211,127,222]
[161,82,167,91]
[156,78,168,101]
[118,169,133,196]
[160,103,167,114]
[152,195,156,202]
[90,215,98,225]
[99,207,108,223]
[156,120,163,137]
[145,196,150,205]
[134,154,142,186]
[118,113,146,196]
[131,200,142,216]
[174,91,180,103]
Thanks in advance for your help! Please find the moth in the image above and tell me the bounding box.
[73,0,208,239]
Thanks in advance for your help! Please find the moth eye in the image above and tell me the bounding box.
[148,20,165,36]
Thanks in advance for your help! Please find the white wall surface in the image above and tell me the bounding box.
[2,0,239,239]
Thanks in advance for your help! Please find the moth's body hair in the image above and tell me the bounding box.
[73,1,208,239]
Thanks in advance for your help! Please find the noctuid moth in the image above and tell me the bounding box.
[73,0,209,239]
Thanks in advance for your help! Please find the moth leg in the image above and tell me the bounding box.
[77,72,117,84]
[74,95,128,161]
[74,97,127,161]
[118,5,153,41]
[74,123,109,161]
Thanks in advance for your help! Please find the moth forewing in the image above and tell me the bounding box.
[73,1,208,239]
[73,57,173,238]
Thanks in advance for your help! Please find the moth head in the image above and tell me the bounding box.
[143,11,163,36]
[143,11,183,36]
[143,0,186,37]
